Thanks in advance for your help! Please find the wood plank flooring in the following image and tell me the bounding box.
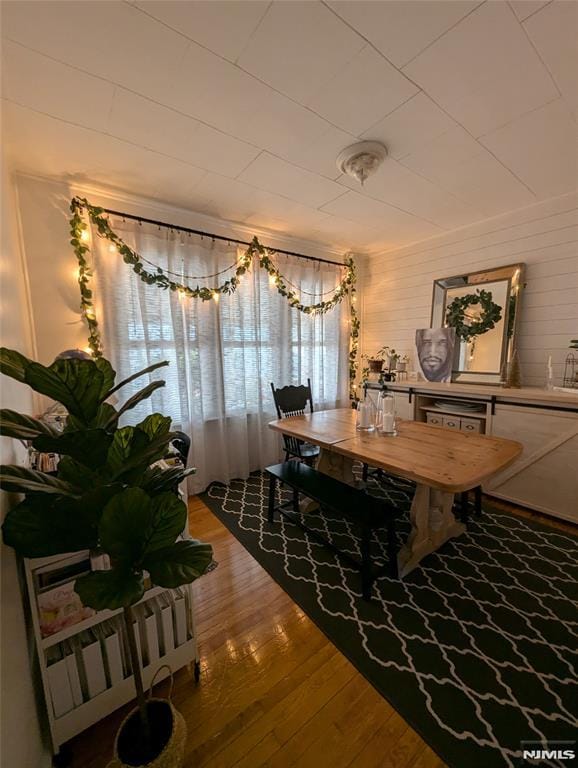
[68,494,576,768]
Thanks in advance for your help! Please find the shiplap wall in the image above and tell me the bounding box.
[361,192,578,388]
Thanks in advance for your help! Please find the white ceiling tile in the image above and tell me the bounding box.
[328,0,480,68]
[134,0,269,62]
[480,99,578,199]
[238,152,346,208]
[337,159,482,230]
[524,1,578,119]
[403,1,559,136]
[162,42,331,157]
[1,40,115,132]
[400,124,537,214]
[236,1,364,103]
[2,101,207,204]
[1,1,189,104]
[509,1,550,22]
[306,45,418,135]
[362,92,459,160]
[108,89,260,177]
[239,89,332,158]
[279,125,357,180]
[400,125,482,180]
[321,190,442,243]
[434,151,536,216]
[108,89,199,160]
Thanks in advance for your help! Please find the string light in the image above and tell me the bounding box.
[269,273,277,286]
[212,291,219,303]
[80,230,90,242]
[108,243,118,253]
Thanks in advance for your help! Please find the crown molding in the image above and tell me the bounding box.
[13,170,363,262]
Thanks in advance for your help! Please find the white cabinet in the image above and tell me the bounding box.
[485,404,578,523]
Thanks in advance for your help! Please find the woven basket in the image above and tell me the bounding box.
[107,666,186,768]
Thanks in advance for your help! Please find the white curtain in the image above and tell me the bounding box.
[90,218,350,493]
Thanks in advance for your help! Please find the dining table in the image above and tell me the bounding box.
[268,408,522,577]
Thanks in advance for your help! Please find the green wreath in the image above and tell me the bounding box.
[445,289,502,342]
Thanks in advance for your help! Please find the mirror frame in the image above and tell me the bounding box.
[430,263,525,385]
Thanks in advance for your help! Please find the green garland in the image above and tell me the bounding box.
[445,289,502,342]
[69,197,359,399]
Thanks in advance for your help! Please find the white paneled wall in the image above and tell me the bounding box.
[361,193,578,388]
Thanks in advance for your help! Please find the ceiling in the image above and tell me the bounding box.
[1,0,577,255]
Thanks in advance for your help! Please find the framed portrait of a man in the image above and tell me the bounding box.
[415,328,455,383]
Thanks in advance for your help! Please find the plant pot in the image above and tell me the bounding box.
[368,359,383,373]
[396,361,407,372]
[107,699,186,768]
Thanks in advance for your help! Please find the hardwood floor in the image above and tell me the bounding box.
[68,494,575,768]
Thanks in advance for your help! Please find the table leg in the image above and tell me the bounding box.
[397,484,466,578]
[299,448,356,513]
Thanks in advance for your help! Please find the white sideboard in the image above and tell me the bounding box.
[366,381,578,524]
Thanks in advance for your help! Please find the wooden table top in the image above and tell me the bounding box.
[268,408,522,493]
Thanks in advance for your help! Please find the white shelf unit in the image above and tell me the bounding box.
[24,553,199,757]
[414,395,488,434]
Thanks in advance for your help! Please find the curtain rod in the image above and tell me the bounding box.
[102,207,345,268]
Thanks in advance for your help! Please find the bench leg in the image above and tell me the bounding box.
[362,463,369,482]
[387,521,399,579]
[292,487,299,513]
[460,490,470,524]
[267,475,277,523]
[360,526,372,600]
[474,485,482,517]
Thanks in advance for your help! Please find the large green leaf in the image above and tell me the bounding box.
[139,466,196,495]
[143,540,213,588]
[0,465,81,496]
[0,348,28,383]
[105,360,169,398]
[89,403,119,430]
[106,426,150,477]
[2,495,98,557]
[57,456,99,490]
[93,358,116,399]
[143,493,187,555]
[3,353,106,423]
[108,429,175,483]
[31,358,105,422]
[33,428,113,467]
[99,488,153,563]
[114,380,165,420]
[137,413,172,441]
[75,568,144,610]
[0,410,59,440]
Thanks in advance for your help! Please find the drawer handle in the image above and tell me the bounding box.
[465,424,474,430]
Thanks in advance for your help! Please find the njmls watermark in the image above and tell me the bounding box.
[519,741,576,766]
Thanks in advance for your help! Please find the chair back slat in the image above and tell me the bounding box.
[270,379,316,464]
[270,379,314,419]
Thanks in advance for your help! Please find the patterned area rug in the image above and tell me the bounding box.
[201,471,578,768]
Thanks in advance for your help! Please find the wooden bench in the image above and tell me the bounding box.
[265,462,400,599]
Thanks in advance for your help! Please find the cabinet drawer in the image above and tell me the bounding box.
[426,413,443,426]
[461,418,482,434]
[442,416,460,430]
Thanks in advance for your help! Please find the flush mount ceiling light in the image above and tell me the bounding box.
[336,141,388,186]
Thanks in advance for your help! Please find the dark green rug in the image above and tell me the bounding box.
[201,471,578,768]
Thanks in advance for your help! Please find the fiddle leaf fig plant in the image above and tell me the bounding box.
[0,347,213,742]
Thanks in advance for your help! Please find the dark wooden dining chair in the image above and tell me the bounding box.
[270,379,320,466]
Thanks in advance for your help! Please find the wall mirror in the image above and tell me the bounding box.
[431,263,525,385]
